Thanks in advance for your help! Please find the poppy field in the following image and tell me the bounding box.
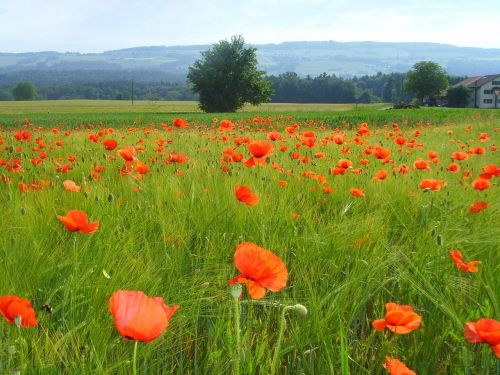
[0,106,499,374]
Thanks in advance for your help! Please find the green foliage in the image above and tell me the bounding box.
[269,72,357,103]
[0,108,498,373]
[0,87,13,101]
[446,85,471,107]
[187,35,273,112]
[12,81,37,101]
[404,61,449,102]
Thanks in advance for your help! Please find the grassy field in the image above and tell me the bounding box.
[0,100,386,115]
[0,102,499,374]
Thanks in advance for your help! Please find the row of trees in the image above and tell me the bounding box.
[1,74,400,103]
[1,81,196,101]
[187,36,471,111]
[3,36,472,111]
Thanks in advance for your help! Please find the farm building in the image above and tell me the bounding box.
[454,74,500,108]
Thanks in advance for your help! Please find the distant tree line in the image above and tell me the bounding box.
[0,69,466,103]
[0,81,196,101]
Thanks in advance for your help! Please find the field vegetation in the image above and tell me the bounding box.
[0,103,498,374]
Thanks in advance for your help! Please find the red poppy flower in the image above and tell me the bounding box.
[228,242,288,299]
[394,136,407,146]
[472,178,490,191]
[469,201,489,214]
[173,118,188,128]
[118,146,136,162]
[103,139,118,151]
[235,185,259,206]
[372,302,422,334]
[452,152,468,161]
[218,119,234,131]
[413,158,430,170]
[245,140,274,167]
[375,170,388,181]
[450,250,480,272]
[383,356,416,375]
[419,179,446,191]
[169,152,190,164]
[0,296,38,327]
[337,159,353,169]
[266,130,282,141]
[57,210,99,234]
[465,318,500,358]
[374,146,391,160]
[63,180,81,192]
[480,164,500,179]
[135,161,151,175]
[109,290,179,342]
[446,163,460,173]
[350,188,365,197]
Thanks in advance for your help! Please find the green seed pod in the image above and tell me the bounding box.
[437,234,444,246]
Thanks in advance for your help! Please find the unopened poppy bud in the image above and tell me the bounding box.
[230,284,242,300]
[288,304,308,316]
[436,234,443,246]
[14,315,22,327]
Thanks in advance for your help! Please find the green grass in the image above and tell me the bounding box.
[0,100,386,115]
[0,105,499,374]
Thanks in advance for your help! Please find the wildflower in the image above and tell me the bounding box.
[465,318,500,358]
[63,180,81,192]
[228,242,288,299]
[103,139,118,150]
[419,179,446,191]
[469,201,489,214]
[372,302,422,334]
[472,178,490,191]
[350,188,365,197]
[109,290,179,342]
[0,296,38,327]
[245,140,274,167]
[235,185,259,206]
[450,250,480,272]
[118,146,136,161]
[413,158,430,170]
[57,210,99,234]
[383,357,416,375]
[451,152,468,161]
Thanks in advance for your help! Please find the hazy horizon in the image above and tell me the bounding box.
[2,39,500,55]
[1,0,499,53]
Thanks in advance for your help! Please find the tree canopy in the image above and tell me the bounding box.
[12,81,37,101]
[187,35,273,112]
[404,61,448,103]
[446,85,470,107]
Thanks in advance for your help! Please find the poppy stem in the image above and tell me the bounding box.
[270,306,288,375]
[233,299,241,375]
[132,340,138,375]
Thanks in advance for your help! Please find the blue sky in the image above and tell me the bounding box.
[1,0,499,52]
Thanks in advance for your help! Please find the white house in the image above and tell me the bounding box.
[454,74,500,109]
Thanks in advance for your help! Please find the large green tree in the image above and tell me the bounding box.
[446,85,471,107]
[404,61,448,103]
[187,35,273,112]
[12,81,37,101]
